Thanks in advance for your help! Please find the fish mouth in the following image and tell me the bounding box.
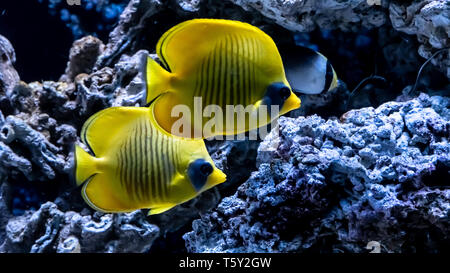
[281,92,301,114]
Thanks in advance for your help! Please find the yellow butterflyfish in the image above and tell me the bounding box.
[144,18,301,139]
[74,106,226,215]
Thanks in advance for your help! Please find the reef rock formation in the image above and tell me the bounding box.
[228,0,450,78]
[0,35,20,96]
[184,93,450,253]
[0,202,159,253]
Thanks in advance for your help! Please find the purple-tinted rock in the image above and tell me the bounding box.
[184,94,450,253]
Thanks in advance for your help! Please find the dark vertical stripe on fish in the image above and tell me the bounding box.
[161,136,169,201]
[217,39,224,107]
[150,122,156,200]
[228,35,234,106]
[244,36,250,106]
[211,43,218,107]
[232,34,240,105]
[251,37,257,103]
[131,127,138,201]
[120,142,126,193]
[241,35,247,106]
[222,36,228,108]
[137,119,145,201]
[126,134,133,198]
[203,52,212,109]
[142,119,148,201]
[237,34,244,105]
[154,128,161,202]
[132,122,138,200]
[247,37,253,103]
[197,59,204,99]
[167,140,175,199]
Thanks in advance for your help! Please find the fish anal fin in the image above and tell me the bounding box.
[147,205,176,215]
[80,106,149,156]
[81,174,133,213]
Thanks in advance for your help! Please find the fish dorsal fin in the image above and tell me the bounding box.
[80,106,150,156]
[156,19,273,74]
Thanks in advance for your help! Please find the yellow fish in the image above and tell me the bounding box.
[74,106,226,215]
[144,18,301,139]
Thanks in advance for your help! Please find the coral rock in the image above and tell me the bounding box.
[184,94,450,253]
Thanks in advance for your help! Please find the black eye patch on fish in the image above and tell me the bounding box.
[261,82,291,116]
[188,159,213,191]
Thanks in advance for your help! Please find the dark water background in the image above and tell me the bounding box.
[0,0,125,82]
[0,1,73,82]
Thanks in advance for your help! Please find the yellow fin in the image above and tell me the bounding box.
[81,174,132,213]
[151,92,188,137]
[145,57,173,104]
[80,106,149,156]
[74,144,98,186]
[156,19,268,74]
[148,205,176,215]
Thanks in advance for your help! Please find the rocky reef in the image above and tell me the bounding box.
[0,0,448,253]
[184,93,450,253]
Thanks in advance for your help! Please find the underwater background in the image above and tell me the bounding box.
[0,0,448,253]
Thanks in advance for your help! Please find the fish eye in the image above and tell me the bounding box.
[187,159,213,191]
[200,162,213,176]
[279,87,291,100]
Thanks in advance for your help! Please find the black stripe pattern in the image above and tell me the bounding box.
[115,117,178,204]
[191,33,264,110]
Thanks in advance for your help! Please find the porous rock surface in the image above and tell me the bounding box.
[228,0,450,78]
[184,93,450,253]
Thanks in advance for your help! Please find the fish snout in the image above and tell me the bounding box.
[209,168,227,185]
[281,92,301,114]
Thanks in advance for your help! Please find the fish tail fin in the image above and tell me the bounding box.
[74,144,98,186]
[144,57,173,105]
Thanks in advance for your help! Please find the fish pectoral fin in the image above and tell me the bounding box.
[80,106,149,156]
[81,174,131,213]
[147,205,176,215]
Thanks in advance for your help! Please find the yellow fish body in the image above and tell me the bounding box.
[74,106,226,215]
[144,19,301,139]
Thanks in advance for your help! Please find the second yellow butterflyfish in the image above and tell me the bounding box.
[144,18,301,139]
[74,106,226,215]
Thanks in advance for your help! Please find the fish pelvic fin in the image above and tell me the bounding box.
[145,57,173,105]
[74,144,98,186]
